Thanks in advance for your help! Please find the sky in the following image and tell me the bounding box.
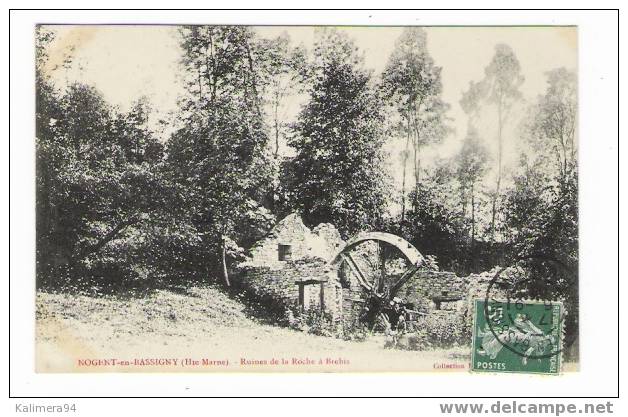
[42,25,577,195]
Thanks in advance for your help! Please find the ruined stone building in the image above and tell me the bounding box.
[237,213,479,325]
[236,213,345,317]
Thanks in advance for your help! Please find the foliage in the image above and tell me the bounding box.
[455,128,491,215]
[401,167,466,272]
[422,311,471,348]
[453,127,491,269]
[381,27,452,218]
[284,28,391,238]
[521,68,577,180]
[341,316,370,341]
[232,277,344,338]
[387,311,470,351]
[460,43,524,121]
[253,32,308,158]
[502,164,578,356]
[249,33,309,215]
[230,280,295,326]
[286,306,337,337]
[381,28,451,164]
[167,26,276,285]
[461,43,525,243]
[36,78,172,290]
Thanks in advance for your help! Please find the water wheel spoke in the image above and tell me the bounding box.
[377,240,386,293]
[390,264,421,295]
[340,253,373,291]
[327,232,426,328]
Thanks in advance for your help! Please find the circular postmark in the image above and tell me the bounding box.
[482,255,576,361]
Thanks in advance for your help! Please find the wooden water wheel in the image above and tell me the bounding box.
[327,232,426,326]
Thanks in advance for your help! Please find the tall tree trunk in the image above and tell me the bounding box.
[471,181,476,271]
[415,142,421,186]
[378,241,386,294]
[207,28,217,106]
[471,182,476,243]
[410,100,424,197]
[560,133,568,180]
[490,99,503,244]
[197,59,203,101]
[244,38,263,118]
[413,135,418,188]
[273,94,280,158]
[400,116,411,227]
[221,236,230,287]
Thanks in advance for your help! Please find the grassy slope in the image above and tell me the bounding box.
[35,285,470,372]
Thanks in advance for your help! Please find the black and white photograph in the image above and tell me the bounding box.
[32,24,582,373]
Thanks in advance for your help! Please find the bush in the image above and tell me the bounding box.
[229,282,294,326]
[341,316,370,341]
[395,310,471,351]
[423,311,470,347]
[286,306,338,337]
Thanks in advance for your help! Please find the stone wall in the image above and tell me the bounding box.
[460,268,516,333]
[338,263,368,324]
[238,258,342,319]
[237,213,345,319]
[241,213,344,269]
[397,270,469,312]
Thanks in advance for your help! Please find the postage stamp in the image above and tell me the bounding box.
[471,299,564,375]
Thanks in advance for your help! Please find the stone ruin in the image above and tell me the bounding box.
[236,213,345,318]
[236,213,509,332]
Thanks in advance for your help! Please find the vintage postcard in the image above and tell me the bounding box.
[35,25,578,373]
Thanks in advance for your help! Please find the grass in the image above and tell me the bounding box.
[35,283,480,372]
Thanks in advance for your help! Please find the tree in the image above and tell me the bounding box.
[286,28,390,237]
[502,156,578,357]
[523,68,577,180]
[253,33,307,159]
[168,26,273,286]
[455,126,490,260]
[381,27,451,221]
[250,33,308,215]
[36,28,179,291]
[500,67,579,356]
[36,79,170,289]
[403,164,463,272]
[461,44,524,243]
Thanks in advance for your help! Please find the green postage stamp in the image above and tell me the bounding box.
[471,299,564,375]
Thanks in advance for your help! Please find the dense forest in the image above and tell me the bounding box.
[35,26,578,331]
